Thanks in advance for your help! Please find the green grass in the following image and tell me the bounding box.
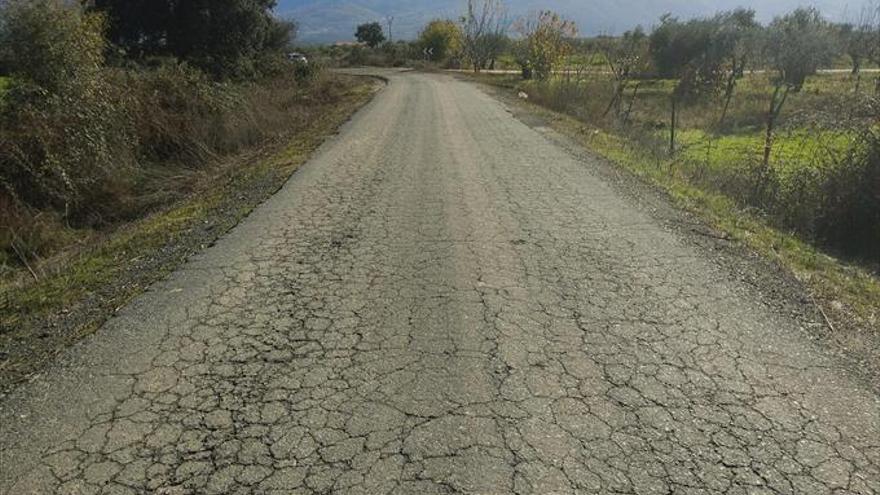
[0,77,9,98]
[675,129,855,177]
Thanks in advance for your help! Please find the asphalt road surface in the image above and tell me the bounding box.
[1,71,878,494]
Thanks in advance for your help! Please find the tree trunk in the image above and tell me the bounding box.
[669,96,677,155]
[603,81,625,118]
[719,72,737,127]
[762,85,789,170]
[623,83,640,126]
[852,59,862,93]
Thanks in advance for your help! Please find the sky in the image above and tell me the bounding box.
[277,0,876,43]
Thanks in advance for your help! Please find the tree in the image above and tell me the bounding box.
[762,8,837,168]
[480,32,509,70]
[461,0,508,72]
[513,11,578,80]
[650,15,725,153]
[510,38,532,79]
[598,27,648,119]
[419,19,463,63]
[865,5,880,93]
[356,22,385,48]
[713,9,760,125]
[385,16,394,43]
[88,0,172,57]
[90,0,292,79]
[837,14,874,92]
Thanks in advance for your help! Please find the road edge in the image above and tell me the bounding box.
[465,75,880,393]
[0,75,384,395]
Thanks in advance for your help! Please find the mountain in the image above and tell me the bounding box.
[277,0,870,44]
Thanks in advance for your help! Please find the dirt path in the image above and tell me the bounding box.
[1,70,877,494]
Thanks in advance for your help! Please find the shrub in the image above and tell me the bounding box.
[123,62,226,165]
[0,0,134,224]
[0,0,333,269]
[814,131,880,260]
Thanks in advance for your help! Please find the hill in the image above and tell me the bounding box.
[278,0,869,43]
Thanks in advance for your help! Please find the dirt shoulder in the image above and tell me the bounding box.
[469,76,880,392]
[0,75,382,394]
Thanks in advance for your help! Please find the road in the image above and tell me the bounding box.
[1,70,878,494]
[447,68,880,76]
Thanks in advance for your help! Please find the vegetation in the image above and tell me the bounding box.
[418,20,463,63]
[90,0,294,79]
[0,76,375,385]
[461,0,509,72]
[356,22,386,48]
[444,0,879,336]
[512,11,578,80]
[0,0,358,289]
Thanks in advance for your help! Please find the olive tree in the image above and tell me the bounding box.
[867,5,880,93]
[356,22,386,48]
[839,7,880,92]
[713,9,761,125]
[91,0,290,79]
[762,8,837,168]
[650,15,725,153]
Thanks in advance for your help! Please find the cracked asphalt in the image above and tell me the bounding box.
[1,70,878,494]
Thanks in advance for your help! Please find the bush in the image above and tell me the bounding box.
[124,62,226,165]
[814,131,880,260]
[0,0,334,268]
[0,0,135,224]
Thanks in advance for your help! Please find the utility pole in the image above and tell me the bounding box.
[386,16,395,43]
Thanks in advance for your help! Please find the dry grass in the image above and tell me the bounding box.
[0,74,377,334]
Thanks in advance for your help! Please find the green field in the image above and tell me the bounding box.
[509,71,865,175]
[675,129,854,178]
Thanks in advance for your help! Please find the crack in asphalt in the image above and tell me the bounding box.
[0,71,878,494]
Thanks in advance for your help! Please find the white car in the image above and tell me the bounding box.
[287,52,309,64]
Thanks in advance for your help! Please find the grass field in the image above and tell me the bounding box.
[503,71,871,191]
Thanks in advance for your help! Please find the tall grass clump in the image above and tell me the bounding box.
[812,127,880,259]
